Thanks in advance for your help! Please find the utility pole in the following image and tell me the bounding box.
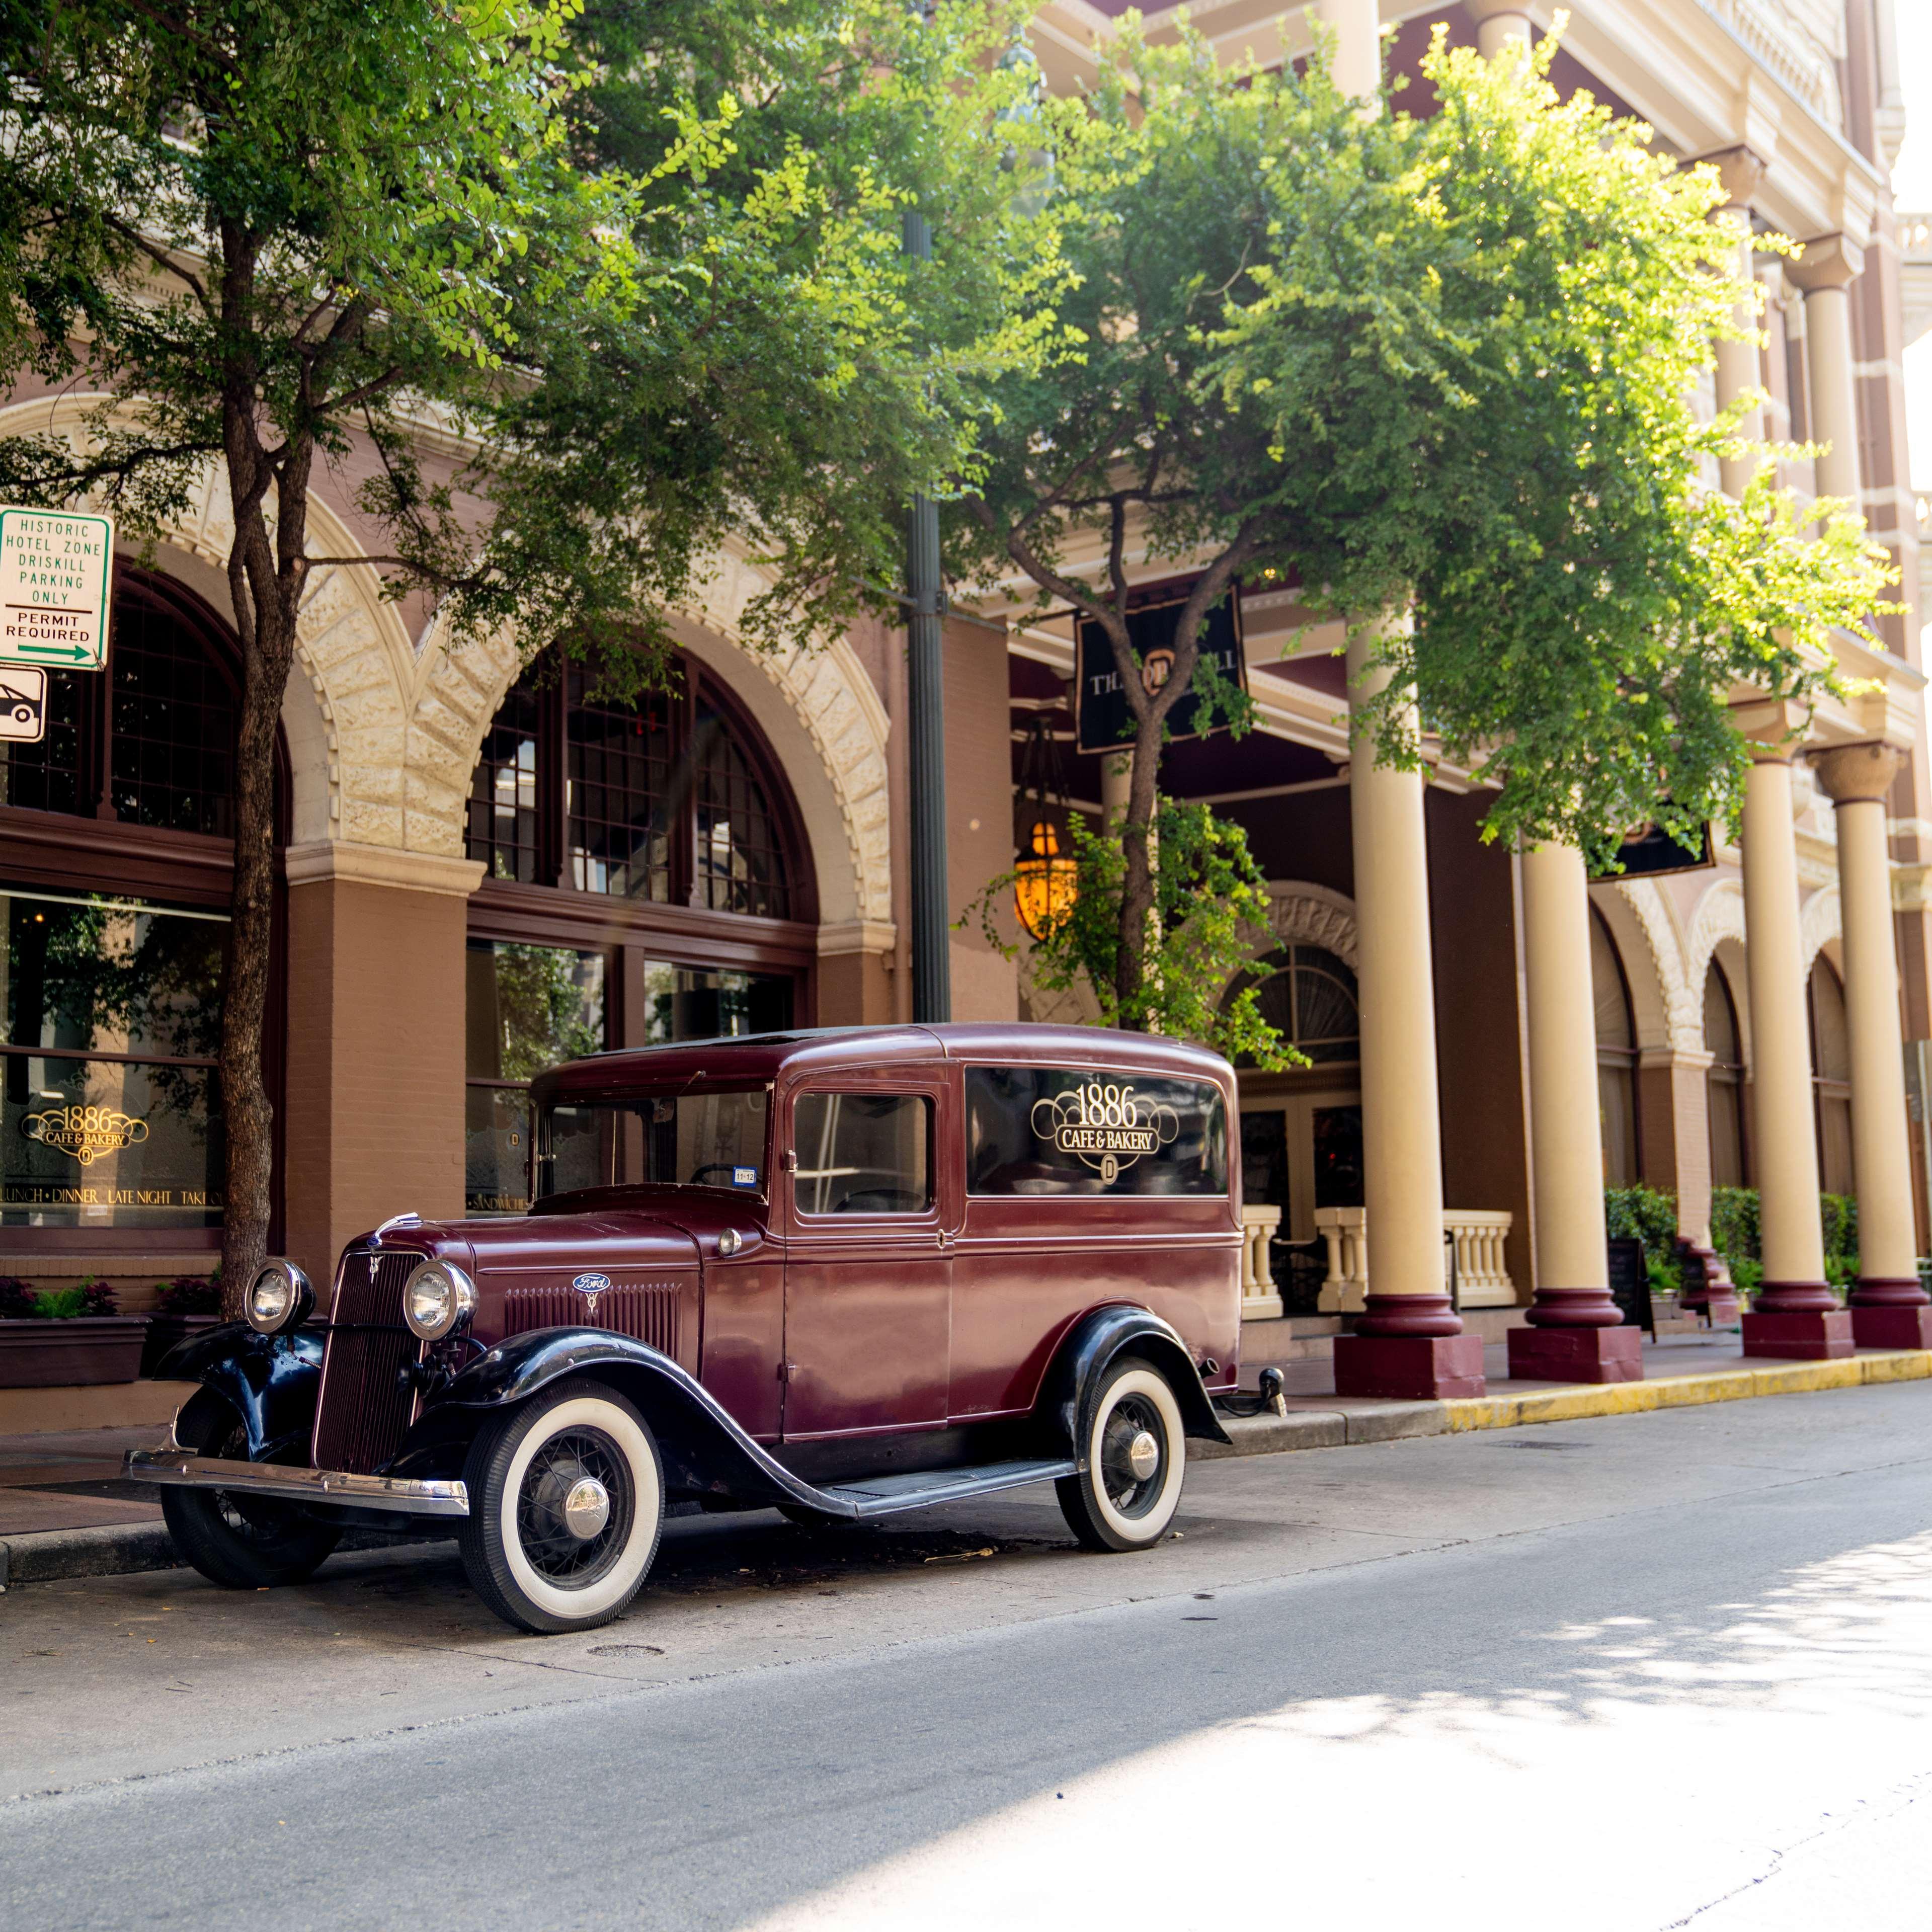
[902,205,950,1024]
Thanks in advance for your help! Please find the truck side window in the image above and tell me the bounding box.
[794,1092,932,1215]
[964,1067,1229,1196]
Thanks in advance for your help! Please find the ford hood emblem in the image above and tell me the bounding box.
[573,1271,612,1317]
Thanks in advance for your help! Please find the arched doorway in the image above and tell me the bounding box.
[1704,961,1749,1188]
[1229,944,1363,1248]
[1808,956,1853,1196]
[0,566,279,1266]
[462,658,817,1214]
[1590,909,1640,1185]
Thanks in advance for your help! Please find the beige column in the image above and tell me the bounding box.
[1332,626,1484,1398]
[1705,149,1767,501]
[1813,744,1932,1343]
[1100,752,1132,824]
[1465,2,1532,58]
[1509,842,1642,1379]
[1738,743,1852,1356]
[1315,0,1381,100]
[1786,234,1866,506]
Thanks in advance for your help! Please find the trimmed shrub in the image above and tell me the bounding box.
[1604,1186,1677,1266]
[1710,1186,1760,1264]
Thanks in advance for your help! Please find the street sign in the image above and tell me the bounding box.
[0,506,114,671]
[0,667,48,743]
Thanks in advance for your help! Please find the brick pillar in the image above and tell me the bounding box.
[281,843,481,1287]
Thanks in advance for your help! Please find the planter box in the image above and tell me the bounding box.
[141,1312,223,1378]
[0,1316,150,1388]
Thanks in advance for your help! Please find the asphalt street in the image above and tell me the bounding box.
[5,1384,1932,1930]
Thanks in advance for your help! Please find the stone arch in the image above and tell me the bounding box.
[1263,881,1358,970]
[408,553,894,926]
[1799,885,1842,978]
[1590,879,1684,1053]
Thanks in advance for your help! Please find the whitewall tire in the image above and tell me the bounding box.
[1055,1356,1187,1552]
[459,1379,664,1635]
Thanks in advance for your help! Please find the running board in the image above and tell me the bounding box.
[809,1457,1076,1520]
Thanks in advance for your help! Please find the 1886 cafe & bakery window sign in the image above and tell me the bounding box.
[0,891,225,1226]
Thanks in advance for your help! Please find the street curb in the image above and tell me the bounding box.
[0,1521,448,1592]
[1440,1347,1932,1432]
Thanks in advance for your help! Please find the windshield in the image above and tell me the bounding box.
[537,1087,771,1200]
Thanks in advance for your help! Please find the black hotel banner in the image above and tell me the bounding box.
[1073,594,1245,756]
[1590,818,1715,883]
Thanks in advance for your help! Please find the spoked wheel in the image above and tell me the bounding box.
[159,1389,342,1588]
[1056,1356,1187,1553]
[459,1378,664,1635]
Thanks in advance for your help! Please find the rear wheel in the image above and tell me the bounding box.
[1056,1356,1187,1553]
[459,1379,664,1635]
[159,1390,342,1588]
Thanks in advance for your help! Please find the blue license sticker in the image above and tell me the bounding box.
[732,1166,758,1188]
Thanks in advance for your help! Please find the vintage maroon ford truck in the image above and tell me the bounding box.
[129,1024,1240,1633]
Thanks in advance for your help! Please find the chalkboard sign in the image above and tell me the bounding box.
[1606,1237,1655,1335]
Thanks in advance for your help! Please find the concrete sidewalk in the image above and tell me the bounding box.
[5,1332,1928,1589]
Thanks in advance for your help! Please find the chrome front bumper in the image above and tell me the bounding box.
[126,1441,470,1518]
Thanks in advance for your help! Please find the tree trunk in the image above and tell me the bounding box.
[214,226,311,1319]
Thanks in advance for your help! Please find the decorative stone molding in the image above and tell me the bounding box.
[1798,882,1842,974]
[283,841,486,898]
[1684,876,1749,1017]
[817,919,899,959]
[1608,877,1705,1054]
[1265,882,1358,969]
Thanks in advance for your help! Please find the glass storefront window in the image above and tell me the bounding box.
[0,890,227,1227]
[465,941,606,1215]
[642,961,792,1042]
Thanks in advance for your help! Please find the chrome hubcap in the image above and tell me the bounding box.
[561,1476,611,1541]
[1125,1429,1160,1482]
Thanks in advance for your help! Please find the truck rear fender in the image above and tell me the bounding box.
[1040,1305,1232,1464]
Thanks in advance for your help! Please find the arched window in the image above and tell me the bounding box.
[1809,956,1853,1196]
[462,658,813,1214]
[0,568,265,1256]
[0,574,239,835]
[1704,962,1748,1188]
[1591,910,1640,1185]
[1236,945,1359,1065]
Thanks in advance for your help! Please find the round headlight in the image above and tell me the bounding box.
[247,1259,313,1335]
[402,1259,476,1340]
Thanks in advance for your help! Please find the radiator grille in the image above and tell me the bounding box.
[502,1284,679,1356]
[311,1251,423,1476]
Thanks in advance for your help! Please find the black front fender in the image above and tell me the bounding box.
[420,1329,849,1516]
[155,1323,325,1463]
[1041,1305,1232,1463]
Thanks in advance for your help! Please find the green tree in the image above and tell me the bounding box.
[953,24,1894,1023]
[0,0,1039,1309]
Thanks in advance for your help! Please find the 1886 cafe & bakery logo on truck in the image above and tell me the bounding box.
[1031,1080,1178,1185]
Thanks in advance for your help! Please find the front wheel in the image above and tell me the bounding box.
[159,1390,342,1588]
[458,1378,664,1635]
[1056,1356,1187,1553]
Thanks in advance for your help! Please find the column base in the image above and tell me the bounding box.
[1849,1304,1932,1350]
[1739,1307,1855,1360]
[1506,1323,1644,1384]
[1333,1332,1486,1401]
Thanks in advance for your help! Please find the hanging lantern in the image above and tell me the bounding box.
[1014,818,1079,940]
[1013,711,1079,940]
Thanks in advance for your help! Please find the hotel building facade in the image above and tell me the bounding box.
[0,0,1924,1412]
